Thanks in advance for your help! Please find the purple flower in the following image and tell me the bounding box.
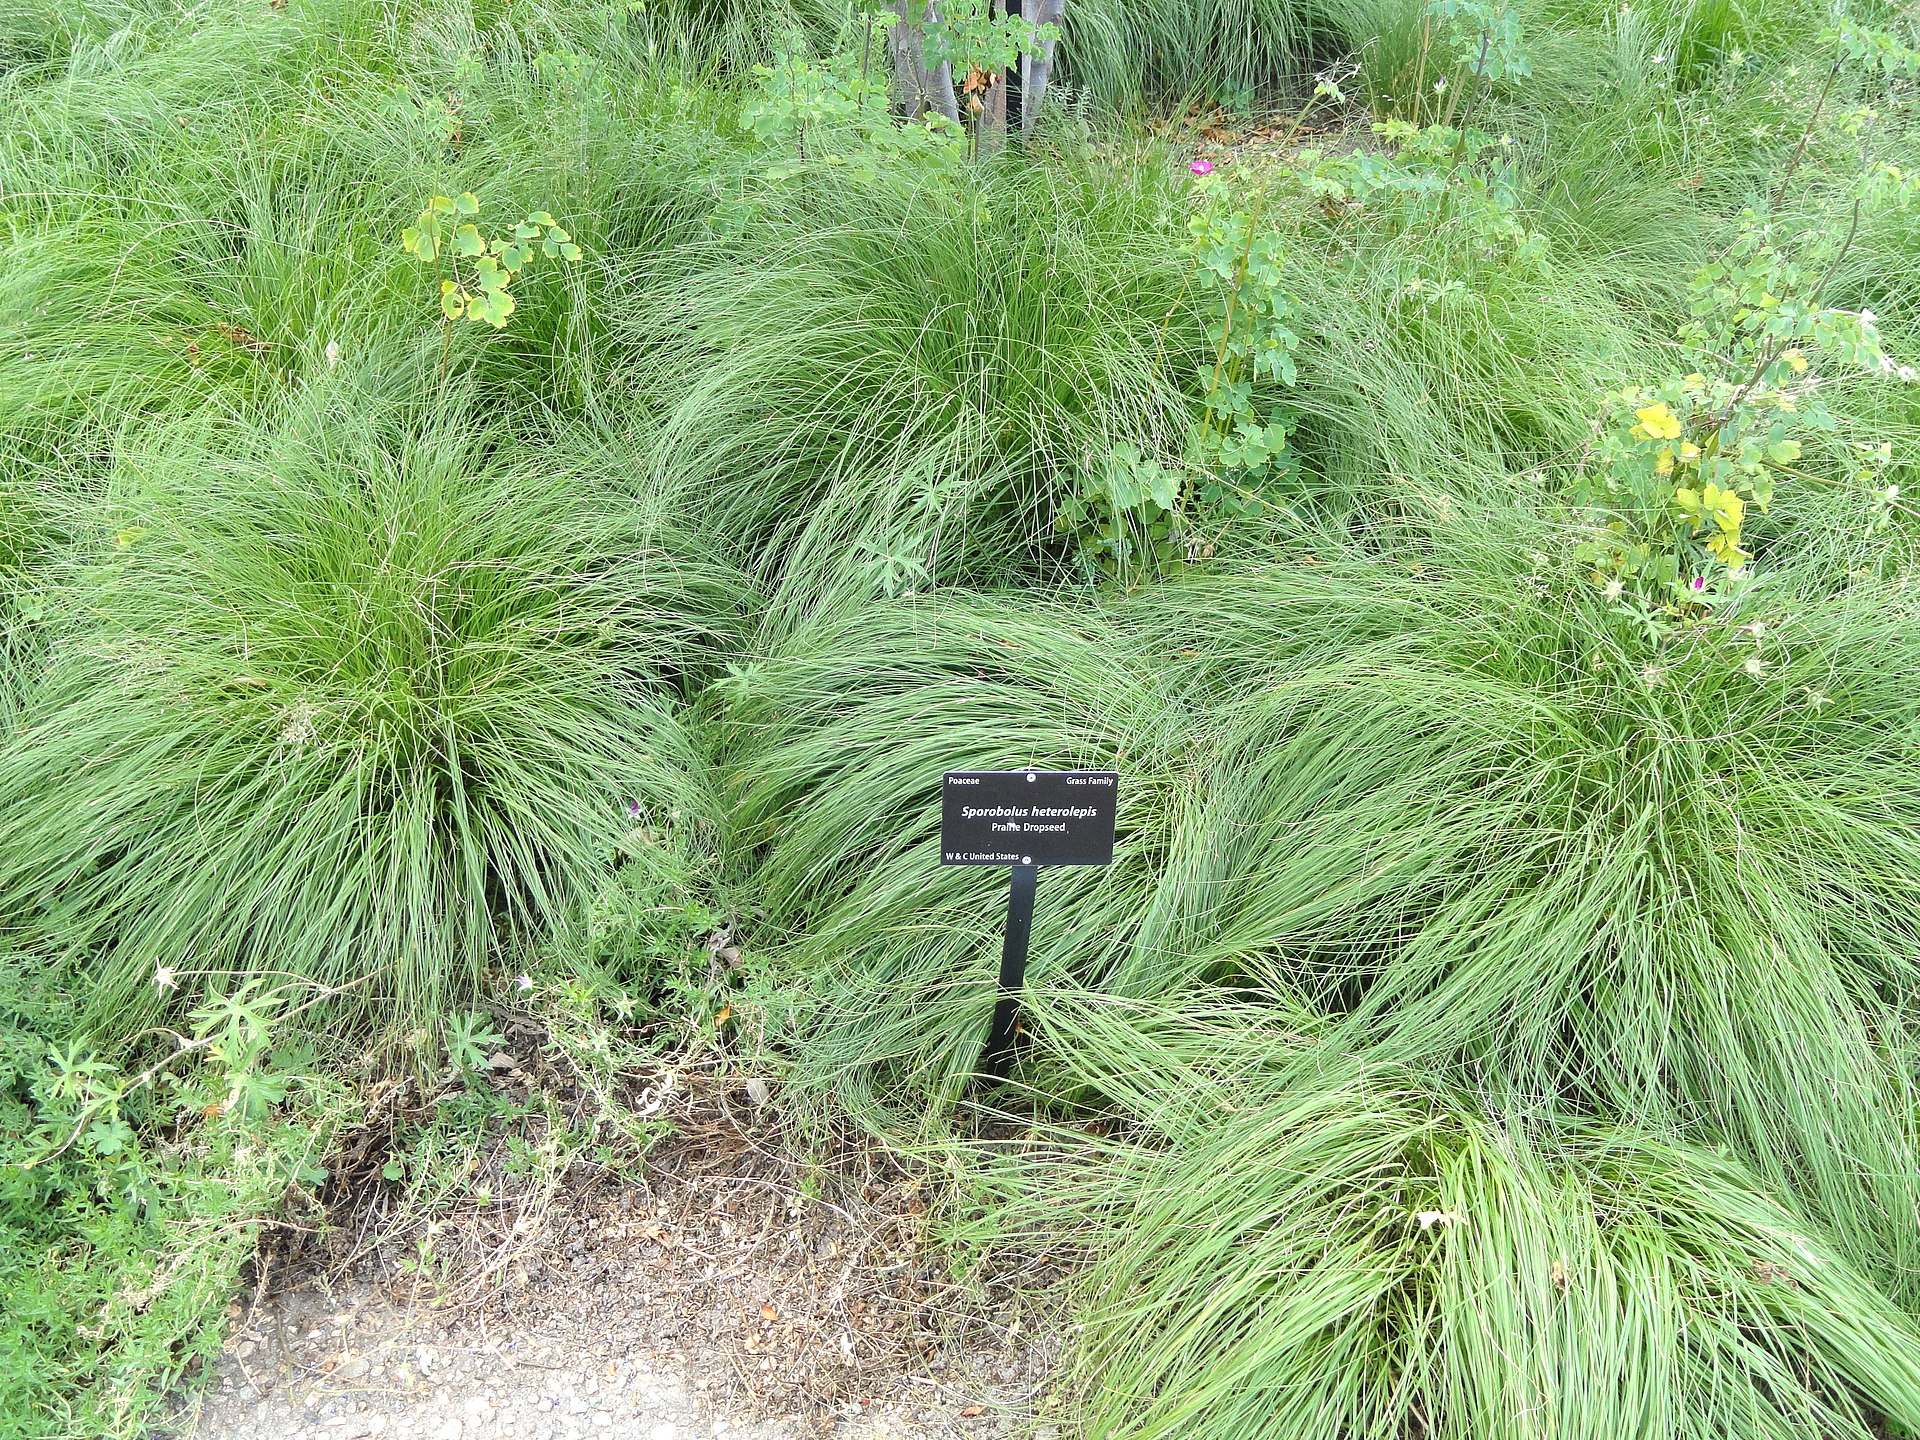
[626,800,642,817]
[1690,576,1706,592]
[1190,159,1214,176]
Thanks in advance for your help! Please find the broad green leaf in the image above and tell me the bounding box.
[472,289,515,327]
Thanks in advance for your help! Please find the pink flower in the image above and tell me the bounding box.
[1690,576,1706,592]
[1190,159,1214,176]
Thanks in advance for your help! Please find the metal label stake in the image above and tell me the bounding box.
[979,862,1038,1081]
[939,769,1118,1083]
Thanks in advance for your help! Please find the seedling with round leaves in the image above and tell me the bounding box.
[1056,84,1354,584]
[400,192,581,330]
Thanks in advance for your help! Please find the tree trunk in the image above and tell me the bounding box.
[1021,0,1066,139]
[975,0,1010,154]
[884,3,922,116]
[922,1,963,125]
[888,1,962,125]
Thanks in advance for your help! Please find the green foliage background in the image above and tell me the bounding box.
[0,0,1917,1434]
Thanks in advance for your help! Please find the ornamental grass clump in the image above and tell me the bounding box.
[718,589,1200,1117]
[1134,553,1920,1293]
[0,460,55,727]
[725,530,1920,1290]
[1060,0,1359,109]
[624,151,1202,614]
[974,1020,1920,1440]
[0,0,749,463]
[0,386,741,1042]
[0,1,420,453]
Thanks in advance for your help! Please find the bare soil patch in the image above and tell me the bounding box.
[160,1066,1062,1440]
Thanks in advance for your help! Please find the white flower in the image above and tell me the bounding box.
[1744,654,1768,678]
[155,966,179,992]
[278,700,318,749]
[1602,578,1626,603]
[1803,688,1831,710]
[325,339,341,369]
[1651,53,1666,63]
[516,973,533,992]
[1414,1209,1463,1230]
[1641,664,1667,690]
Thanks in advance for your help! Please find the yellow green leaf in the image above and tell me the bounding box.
[1633,402,1684,441]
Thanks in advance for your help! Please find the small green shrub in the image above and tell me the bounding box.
[0,957,330,1440]
[1572,215,1896,611]
[401,191,581,332]
[1156,114,1657,532]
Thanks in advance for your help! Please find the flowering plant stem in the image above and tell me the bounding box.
[1773,57,1843,212]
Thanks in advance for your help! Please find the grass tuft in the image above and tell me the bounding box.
[0,381,742,1041]
[977,1025,1920,1440]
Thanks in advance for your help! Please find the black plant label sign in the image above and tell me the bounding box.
[940,770,1118,867]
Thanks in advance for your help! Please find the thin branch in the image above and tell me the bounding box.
[1773,57,1843,213]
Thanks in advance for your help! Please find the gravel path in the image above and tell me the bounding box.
[159,1111,1059,1440]
[165,1274,1049,1440]
[157,1050,1062,1440]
